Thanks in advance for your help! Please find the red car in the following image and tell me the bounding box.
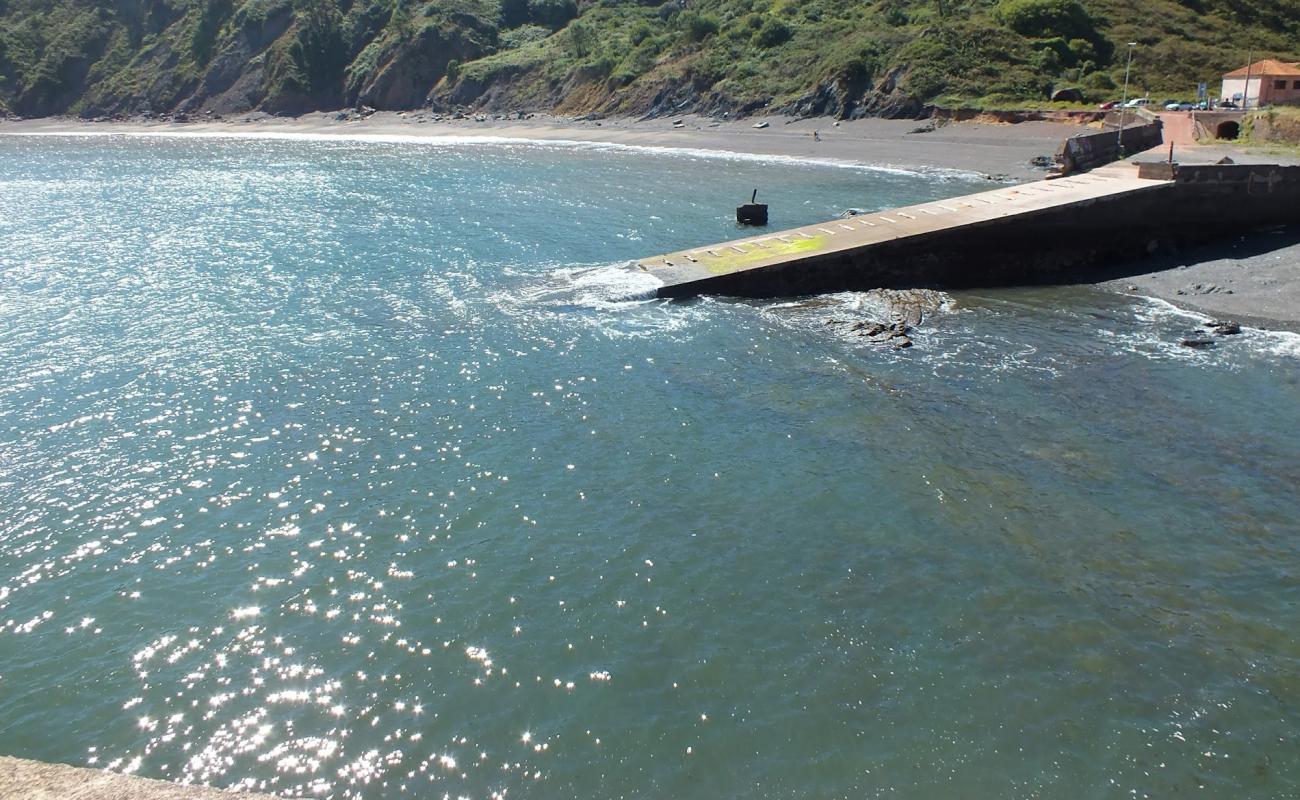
[1097,100,1120,110]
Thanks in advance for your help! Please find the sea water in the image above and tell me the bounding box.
[0,134,1297,799]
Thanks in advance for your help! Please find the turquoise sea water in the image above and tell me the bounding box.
[1,134,1298,799]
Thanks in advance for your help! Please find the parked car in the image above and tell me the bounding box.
[1218,100,1239,109]
[1124,97,1153,108]
[1098,100,1120,110]
[1194,101,1210,110]
[1165,102,1182,110]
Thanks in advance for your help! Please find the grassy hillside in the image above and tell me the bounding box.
[0,0,1296,118]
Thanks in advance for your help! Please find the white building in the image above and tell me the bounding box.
[1220,59,1300,108]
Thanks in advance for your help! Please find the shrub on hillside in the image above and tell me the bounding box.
[629,21,654,45]
[679,10,719,42]
[752,17,791,47]
[500,0,530,28]
[527,0,577,28]
[905,64,947,99]
[994,0,1096,40]
[499,23,550,49]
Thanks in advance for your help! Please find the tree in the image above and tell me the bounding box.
[567,20,595,58]
[527,0,577,28]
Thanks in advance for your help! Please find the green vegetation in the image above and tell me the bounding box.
[1240,105,1300,150]
[0,0,1296,118]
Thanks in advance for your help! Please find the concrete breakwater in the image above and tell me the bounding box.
[639,163,1300,299]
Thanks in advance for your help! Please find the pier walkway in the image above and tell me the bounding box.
[638,164,1174,298]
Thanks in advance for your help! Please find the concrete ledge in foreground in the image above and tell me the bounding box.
[0,756,278,800]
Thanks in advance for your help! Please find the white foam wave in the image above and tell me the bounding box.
[1117,295,1300,362]
[1133,296,1215,326]
[485,263,701,338]
[1,129,982,180]
[1246,327,1300,359]
[525,263,663,309]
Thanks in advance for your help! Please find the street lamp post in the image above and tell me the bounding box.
[1242,49,1254,110]
[1117,42,1137,158]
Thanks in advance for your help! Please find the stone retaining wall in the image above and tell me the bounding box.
[1056,119,1164,174]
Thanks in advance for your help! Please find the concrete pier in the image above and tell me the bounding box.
[0,756,278,800]
[638,162,1300,299]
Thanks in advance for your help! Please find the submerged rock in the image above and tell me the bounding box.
[1180,337,1216,349]
[1177,282,1234,296]
[1206,320,1242,335]
[819,289,949,349]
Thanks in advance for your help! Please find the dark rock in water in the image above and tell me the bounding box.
[826,288,947,348]
[1180,337,1216,349]
[1205,320,1242,335]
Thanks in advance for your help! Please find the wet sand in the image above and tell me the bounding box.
[1100,228,1300,332]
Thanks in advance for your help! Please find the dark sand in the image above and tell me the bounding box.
[0,111,1080,181]
[1100,228,1300,332]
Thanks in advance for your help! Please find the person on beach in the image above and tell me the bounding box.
[813,130,821,142]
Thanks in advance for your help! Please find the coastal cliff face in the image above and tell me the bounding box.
[0,0,1295,120]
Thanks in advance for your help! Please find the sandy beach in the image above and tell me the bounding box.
[0,110,1080,181]
[4,110,1297,329]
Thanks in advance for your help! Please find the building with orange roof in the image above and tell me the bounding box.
[1220,59,1300,108]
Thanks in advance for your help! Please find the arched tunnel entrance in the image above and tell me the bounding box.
[1216,120,1240,140]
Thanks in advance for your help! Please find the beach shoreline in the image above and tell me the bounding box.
[0,110,1079,181]
[6,110,1297,330]
[1097,228,1300,333]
